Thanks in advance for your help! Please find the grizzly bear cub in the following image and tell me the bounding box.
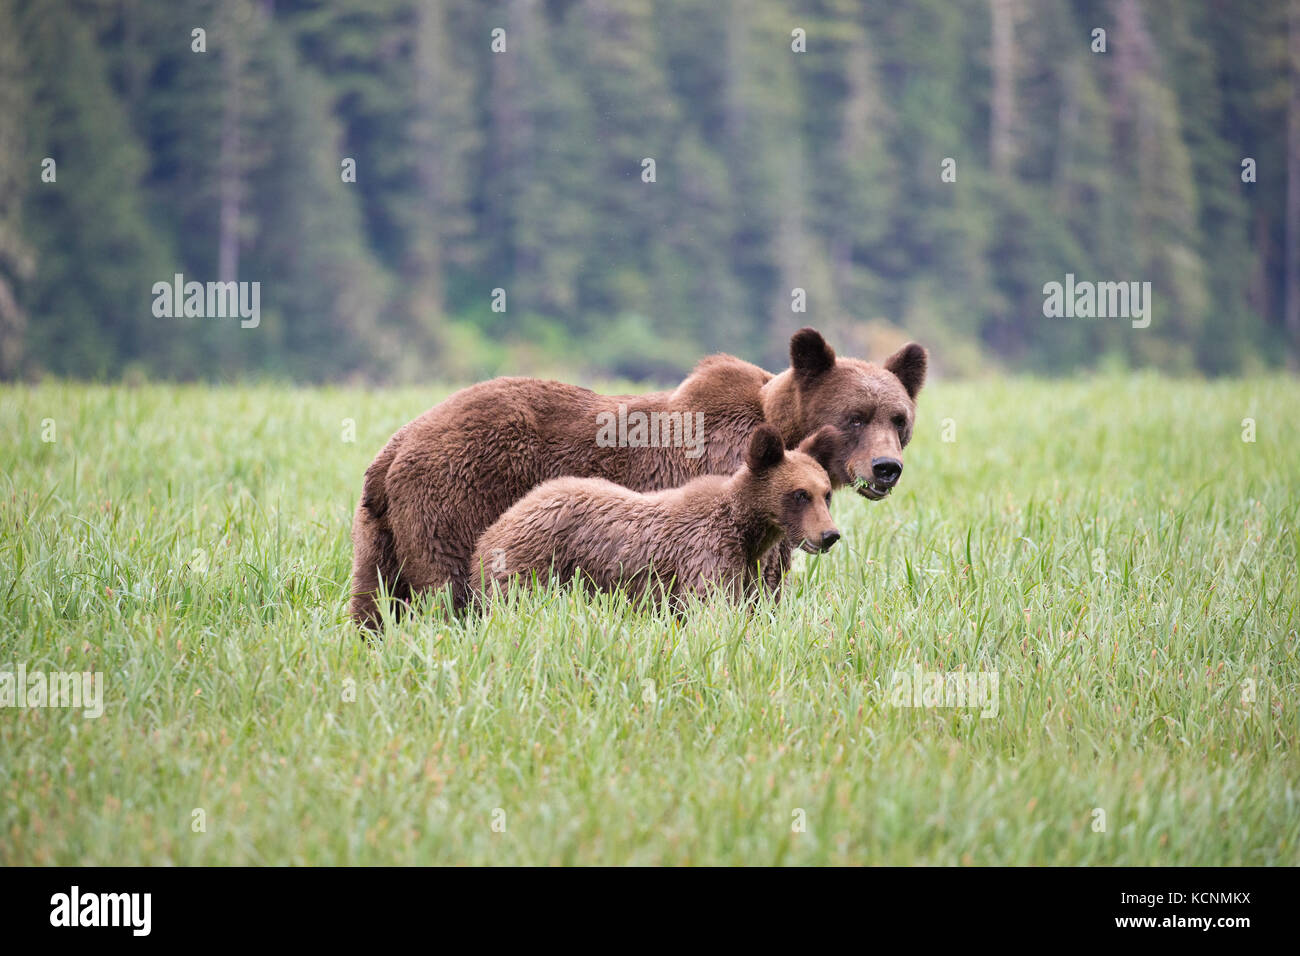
[470,425,841,606]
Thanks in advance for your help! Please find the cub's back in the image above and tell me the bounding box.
[470,474,728,589]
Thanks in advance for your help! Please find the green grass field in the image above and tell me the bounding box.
[1,376,1297,865]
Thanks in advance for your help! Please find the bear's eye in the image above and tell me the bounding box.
[892,414,907,430]
[795,490,811,504]
[824,492,832,506]
[848,413,867,429]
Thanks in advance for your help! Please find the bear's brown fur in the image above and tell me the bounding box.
[350,327,926,627]
[470,426,841,605]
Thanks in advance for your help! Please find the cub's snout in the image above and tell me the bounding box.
[800,527,840,554]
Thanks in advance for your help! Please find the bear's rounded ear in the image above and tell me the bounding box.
[790,327,836,385]
[884,342,927,400]
[797,425,840,475]
[746,425,786,473]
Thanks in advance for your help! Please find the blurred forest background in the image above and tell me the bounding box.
[0,0,1296,383]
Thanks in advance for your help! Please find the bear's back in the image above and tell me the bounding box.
[473,472,734,596]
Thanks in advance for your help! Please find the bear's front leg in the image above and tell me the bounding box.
[759,540,793,601]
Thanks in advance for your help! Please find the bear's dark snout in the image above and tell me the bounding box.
[871,457,903,487]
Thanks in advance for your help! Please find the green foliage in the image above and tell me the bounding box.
[0,0,1293,380]
[1,378,1297,863]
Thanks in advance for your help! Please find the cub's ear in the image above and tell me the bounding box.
[746,425,786,473]
[884,342,927,400]
[790,327,836,385]
[797,425,840,475]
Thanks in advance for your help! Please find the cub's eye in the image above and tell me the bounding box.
[795,490,811,504]
[892,414,907,430]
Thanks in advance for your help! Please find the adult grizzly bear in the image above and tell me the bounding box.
[350,328,926,627]
[471,425,841,606]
